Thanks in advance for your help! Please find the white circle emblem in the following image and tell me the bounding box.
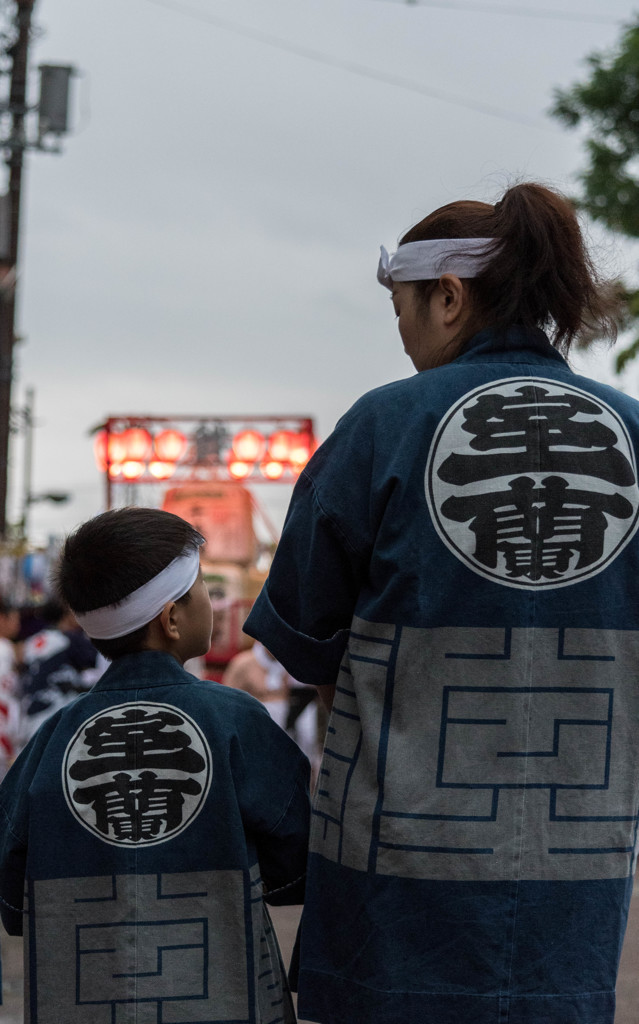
[62,701,212,847]
[425,377,639,589]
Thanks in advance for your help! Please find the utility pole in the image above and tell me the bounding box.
[0,2,74,541]
[18,382,33,537]
[0,0,34,539]
[17,385,69,539]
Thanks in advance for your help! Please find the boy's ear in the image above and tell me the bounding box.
[159,601,180,640]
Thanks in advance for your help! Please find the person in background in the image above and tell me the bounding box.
[222,641,291,729]
[17,598,106,747]
[245,182,639,1024]
[223,644,326,784]
[0,599,20,781]
[286,678,326,782]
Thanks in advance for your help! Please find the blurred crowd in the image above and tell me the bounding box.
[0,597,107,780]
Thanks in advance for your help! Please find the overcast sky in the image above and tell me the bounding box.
[7,0,639,544]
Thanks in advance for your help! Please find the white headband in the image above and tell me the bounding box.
[74,541,203,640]
[377,238,496,290]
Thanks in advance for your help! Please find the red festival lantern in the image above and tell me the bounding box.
[93,430,108,472]
[289,432,312,468]
[228,458,252,480]
[121,427,152,461]
[153,429,187,462]
[232,429,265,463]
[148,461,177,481]
[267,430,293,462]
[107,432,129,464]
[260,459,284,480]
[121,460,145,481]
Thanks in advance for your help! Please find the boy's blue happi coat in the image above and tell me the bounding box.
[0,650,310,1024]
[245,326,639,1024]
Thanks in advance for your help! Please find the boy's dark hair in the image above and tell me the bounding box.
[55,506,203,660]
[38,598,67,626]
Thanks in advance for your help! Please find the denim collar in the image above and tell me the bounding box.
[92,650,190,691]
[456,325,568,366]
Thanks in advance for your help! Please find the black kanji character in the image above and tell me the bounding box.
[73,769,202,841]
[69,708,205,781]
[438,386,635,486]
[441,474,634,580]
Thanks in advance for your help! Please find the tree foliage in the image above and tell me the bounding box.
[552,19,639,370]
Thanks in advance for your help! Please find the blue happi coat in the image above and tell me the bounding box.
[245,325,639,1024]
[0,650,310,1024]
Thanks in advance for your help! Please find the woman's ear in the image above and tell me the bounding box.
[437,274,466,324]
[159,600,180,640]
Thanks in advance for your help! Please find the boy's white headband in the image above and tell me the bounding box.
[377,238,495,290]
[73,542,203,640]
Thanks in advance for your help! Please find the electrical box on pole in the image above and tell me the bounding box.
[37,64,74,140]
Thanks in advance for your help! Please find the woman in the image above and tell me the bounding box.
[245,183,639,1024]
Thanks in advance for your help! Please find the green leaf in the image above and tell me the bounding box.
[551,15,639,369]
[615,332,639,373]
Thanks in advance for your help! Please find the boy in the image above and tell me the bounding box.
[0,507,310,1024]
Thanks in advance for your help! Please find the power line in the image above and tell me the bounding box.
[140,0,549,129]
[376,0,621,23]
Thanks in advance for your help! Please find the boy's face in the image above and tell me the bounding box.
[178,569,213,661]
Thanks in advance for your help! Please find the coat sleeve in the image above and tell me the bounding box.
[230,700,311,905]
[0,800,24,935]
[0,714,60,935]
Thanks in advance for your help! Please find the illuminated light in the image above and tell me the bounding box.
[107,432,128,464]
[148,460,176,480]
[267,430,293,462]
[122,426,152,461]
[228,459,252,480]
[108,462,122,479]
[121,460,145,481]
[232,429,265,462]
[153,429,187,462]
[289,432,312,468]
[260,459,284,480]
[93,430,108,472]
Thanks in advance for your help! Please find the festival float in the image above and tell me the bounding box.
[91,415,318,679]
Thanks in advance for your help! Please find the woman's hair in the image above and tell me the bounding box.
[400,182,621,354]
[54,506,203,660]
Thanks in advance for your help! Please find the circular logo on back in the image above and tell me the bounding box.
[425,377,639,589]
[63,701,212,847]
